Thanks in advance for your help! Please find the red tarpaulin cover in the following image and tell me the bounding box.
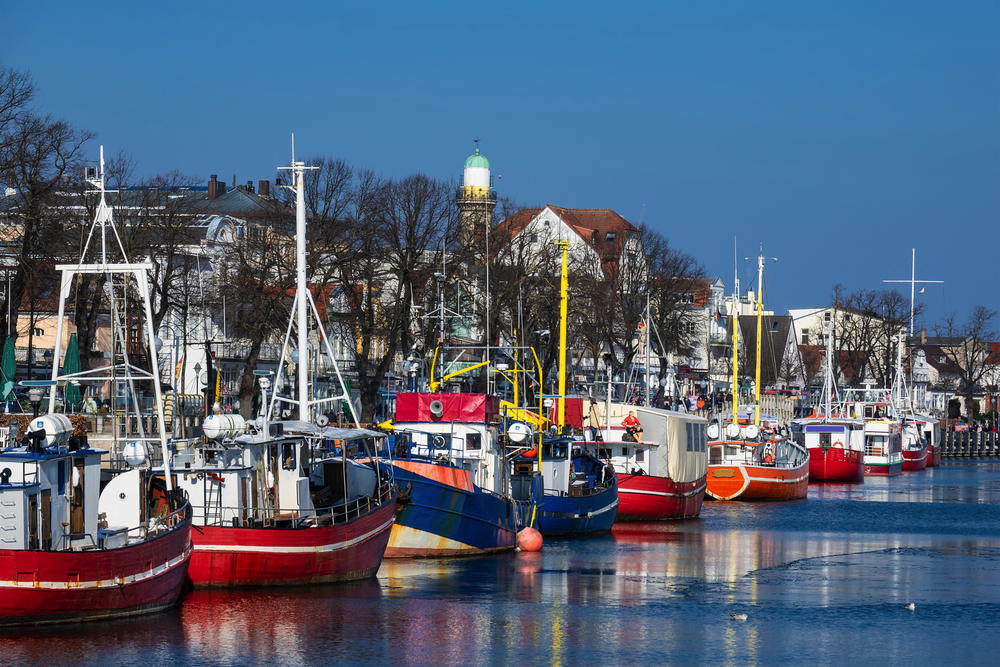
[395,393,500,423]
[548,397,585,429]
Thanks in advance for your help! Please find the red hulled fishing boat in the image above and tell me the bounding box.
[2,148,192,625]
[176,154,394,586]
[585,401,706,520]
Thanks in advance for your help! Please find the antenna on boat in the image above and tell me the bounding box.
[883,248,943,337]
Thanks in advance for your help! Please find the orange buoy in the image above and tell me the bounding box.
[517,527,543,552]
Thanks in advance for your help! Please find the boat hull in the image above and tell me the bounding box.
[864,460,903,476]
[0,509,192,626]
[706,463,809,501]
[615,473,706,521]
[385,460,517,557]
[926,444,941,467]
[902,445,928,471]
[807,447,865,483]
[187,499,395,587]
[537,483,619,536]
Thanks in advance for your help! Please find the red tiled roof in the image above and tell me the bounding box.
[497,205,638,281]
[986,342,1000,365]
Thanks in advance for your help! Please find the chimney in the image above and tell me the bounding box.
[258,179,270,198]
[921,328,926,344]
[246,180,254,193]
[208,174,218,200]
[232,174,236,188]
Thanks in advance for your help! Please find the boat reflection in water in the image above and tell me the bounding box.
[3,464,1000,666]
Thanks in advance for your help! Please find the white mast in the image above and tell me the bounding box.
[48,146,172,490]
[274,137,360,426]
[883,248,943,337]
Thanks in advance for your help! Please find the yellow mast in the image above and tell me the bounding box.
[556,240,569,430]
[754,249,764,427]
[731,309,739,426]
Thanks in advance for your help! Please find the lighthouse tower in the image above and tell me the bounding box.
[457,141,496,249]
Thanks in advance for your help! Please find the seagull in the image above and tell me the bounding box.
[730,613,747,621]
[905,603,915,611]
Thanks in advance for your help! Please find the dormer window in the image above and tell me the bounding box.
[605,232,616,242]
[771,321,779,331]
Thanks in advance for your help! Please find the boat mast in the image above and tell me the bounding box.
[823,320,834,418]
[557,240,569,430]
[293,157,310,422]
[754,248,763,427]
[731,239,739,426]
[645,293,651,407]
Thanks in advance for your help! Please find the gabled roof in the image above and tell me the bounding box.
[499,205,637,261]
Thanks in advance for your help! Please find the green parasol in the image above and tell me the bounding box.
[0,337,15,401]
[62,333,82,405]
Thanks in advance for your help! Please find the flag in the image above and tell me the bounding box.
[715,309,723,320]
[175,356,183,381]
[918,287,925,294]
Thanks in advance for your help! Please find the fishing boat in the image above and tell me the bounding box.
[507,240,618,534]
[912,415,941,467]
[0,148,193,626]
[509,432,618,535]
[901,420,929,471]
[586,402,707,520]
[175,152,395,586]
[793,323,866,483]
[387,392,517,557]
[0,430,191,626]
[706,247,809,501]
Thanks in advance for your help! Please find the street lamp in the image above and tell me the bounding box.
[28,387,42,418]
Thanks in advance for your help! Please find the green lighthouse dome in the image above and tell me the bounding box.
[464,147,490,169]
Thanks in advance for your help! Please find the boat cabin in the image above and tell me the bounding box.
[0,437,105,551]
[587,403,708,486]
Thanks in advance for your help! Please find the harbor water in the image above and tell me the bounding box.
[3,460,999,666]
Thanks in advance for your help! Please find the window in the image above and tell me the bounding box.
[605,232,616,242]
[598,448,612,460]
[686,423,693,451]
[710,446,722,465]
[801,329,809,345]
[33,328,43,337]
[771,321,779,331]
[281,442,296,470]
[636,449,644,462]
[621,447,629,457]
[530,233,537,243]
[820,433,831,446]
[466,433,482,451]
[824,312,832,322]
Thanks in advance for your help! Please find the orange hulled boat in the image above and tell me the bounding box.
[706,421,809,500]
[706,246,809,501]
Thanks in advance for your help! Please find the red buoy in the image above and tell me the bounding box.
[517,527,543,552]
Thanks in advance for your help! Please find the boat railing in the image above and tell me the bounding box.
[199,480,394,530]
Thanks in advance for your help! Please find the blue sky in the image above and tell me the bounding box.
[3,1,998,331]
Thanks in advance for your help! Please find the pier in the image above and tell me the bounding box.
[941,431,1000,458]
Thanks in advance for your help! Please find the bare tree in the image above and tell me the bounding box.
[935,306,998,418]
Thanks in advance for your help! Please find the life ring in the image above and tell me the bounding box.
[833,440,843,448]
[521,448,537,459]
[763,454,773,464]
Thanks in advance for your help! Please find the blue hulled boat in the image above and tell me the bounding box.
[510,436,619,536]
[386,393,517,557]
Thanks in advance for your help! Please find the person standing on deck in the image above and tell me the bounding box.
[587,397,604,442]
